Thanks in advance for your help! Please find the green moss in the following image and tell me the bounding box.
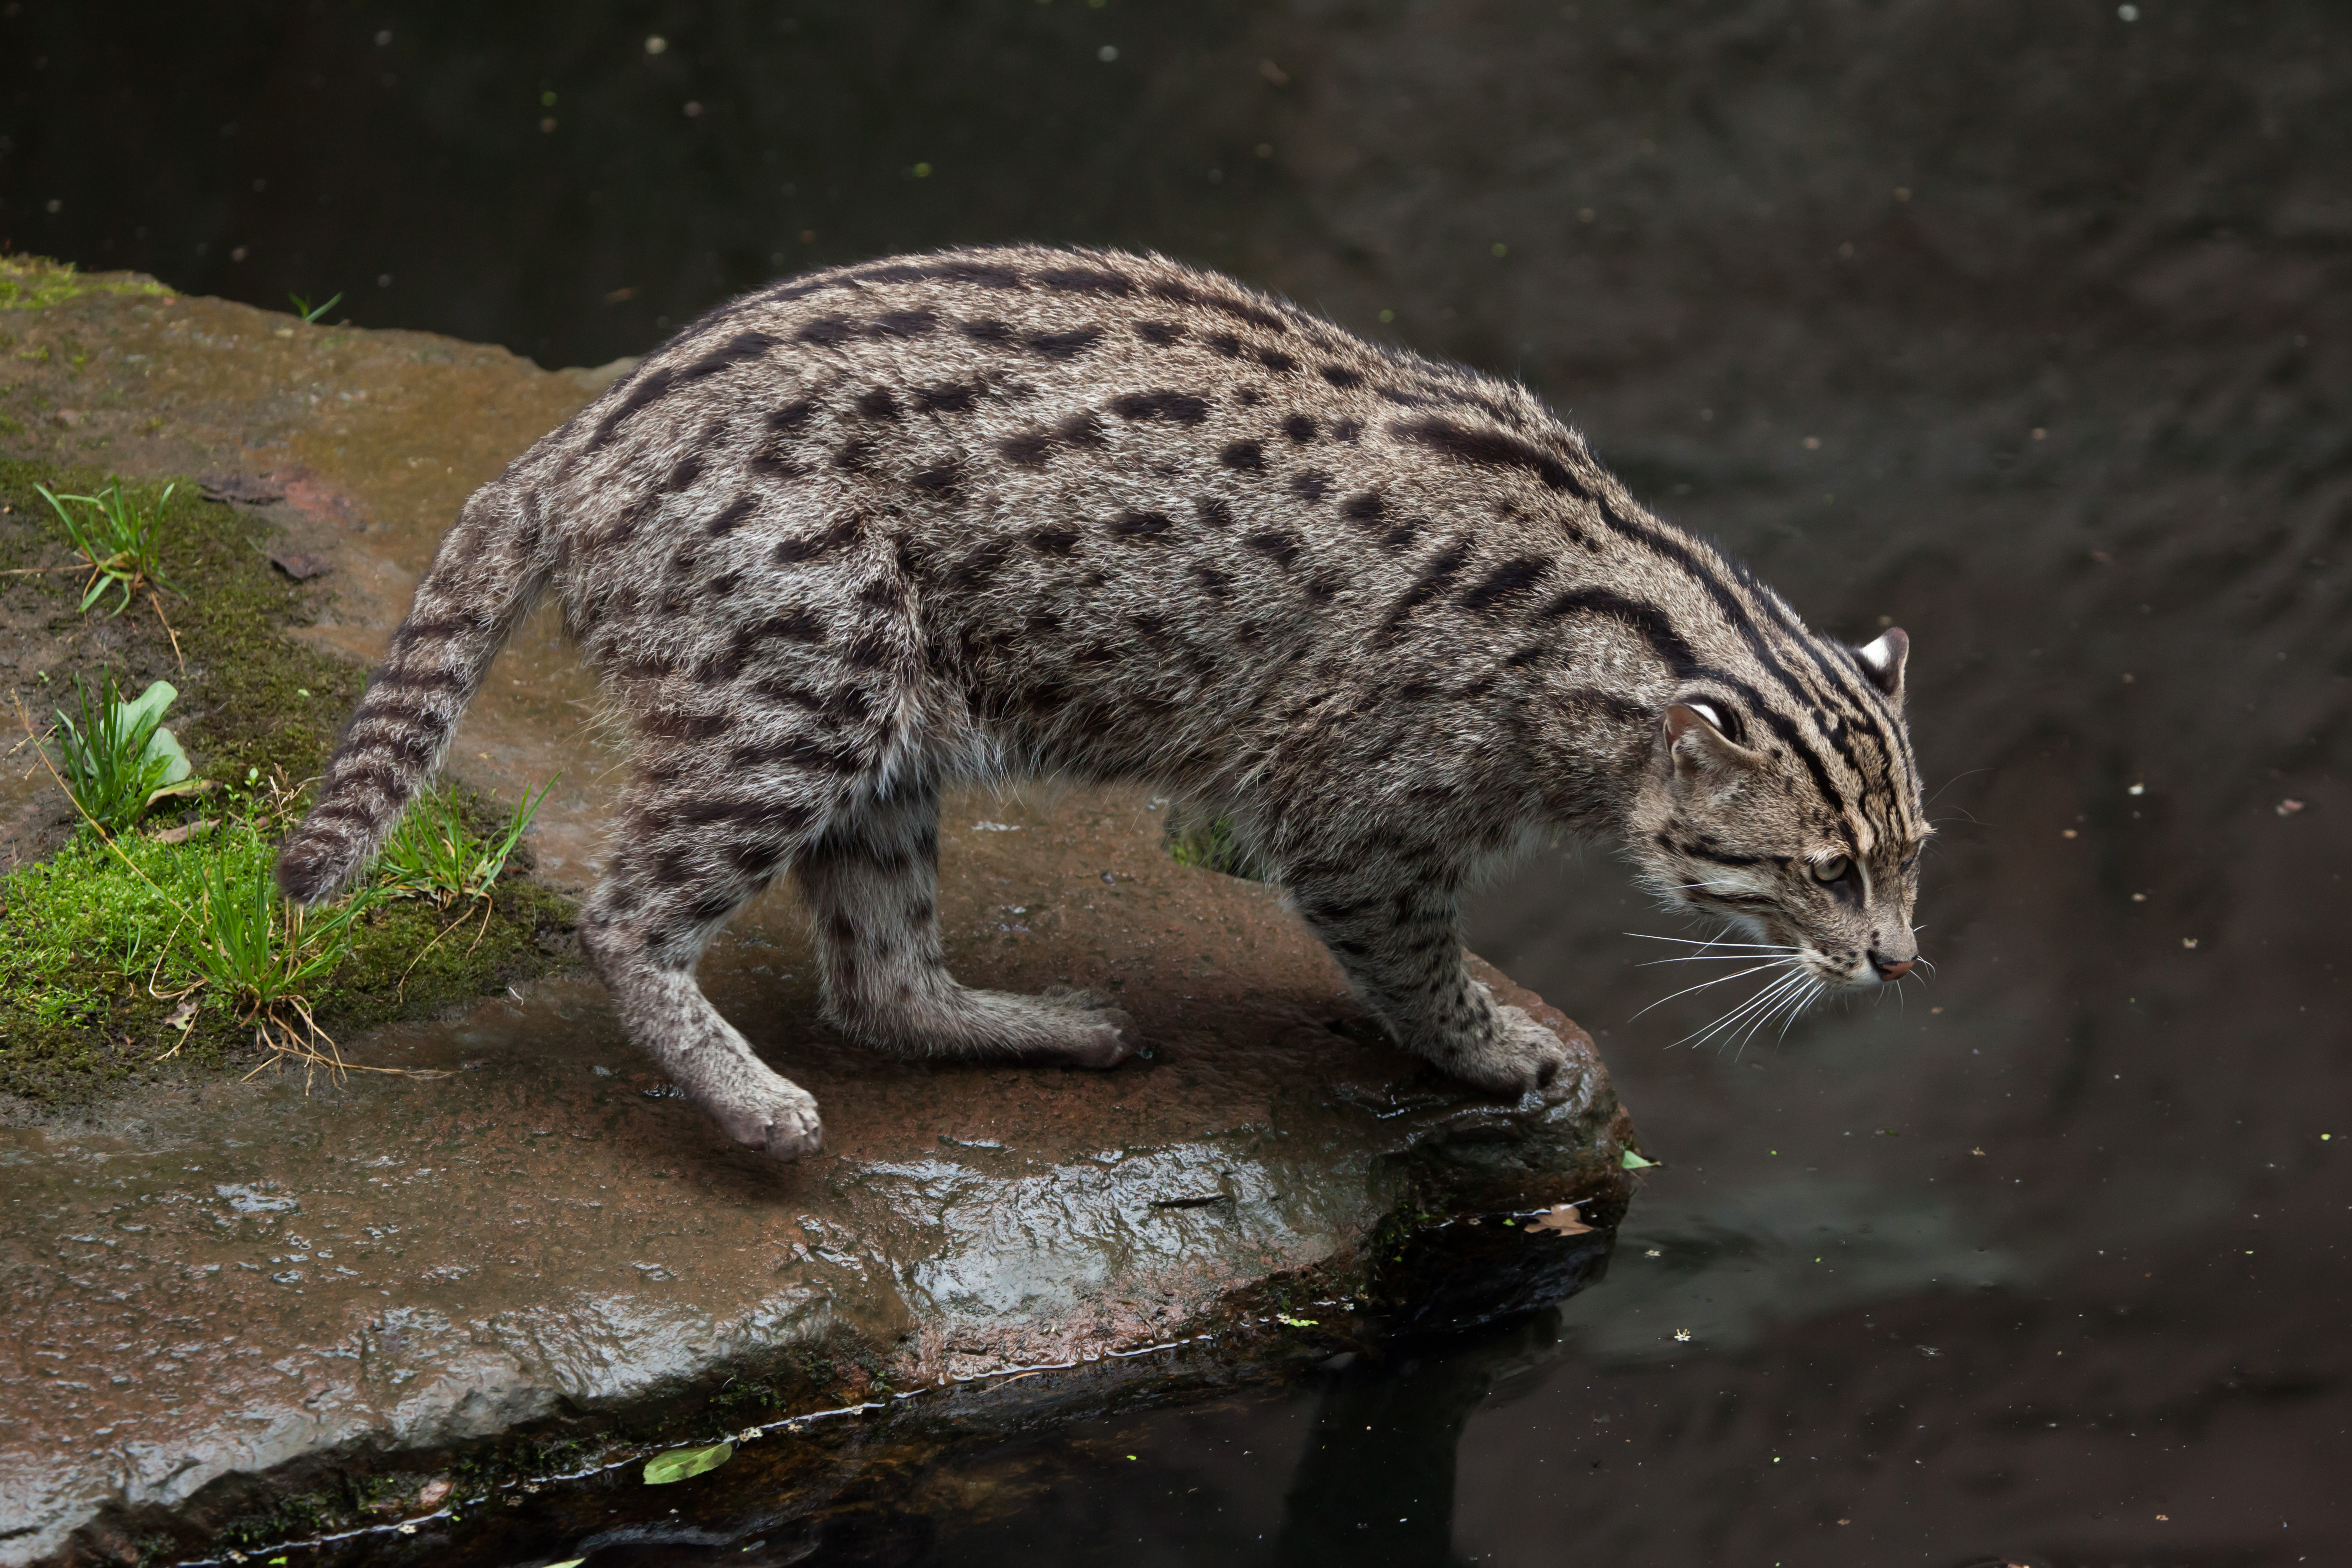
[0,253,172,312]
[0,809,574,1106]
[0,461,577,1108]
[2,458,366,781]
[326,877,576,1033]
[708,1336,889,1420]
[212,1486,350,1558]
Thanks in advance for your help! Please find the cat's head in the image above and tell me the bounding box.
[1625,628,1929,994]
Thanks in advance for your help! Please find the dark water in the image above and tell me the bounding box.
[11,2,2352,1562]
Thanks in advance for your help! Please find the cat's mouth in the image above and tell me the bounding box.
[1803,950,1879,988]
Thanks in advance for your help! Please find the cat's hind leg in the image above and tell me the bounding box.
[580,758,838,1161]
[799,778,1137,1068]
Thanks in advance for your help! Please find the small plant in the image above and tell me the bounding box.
[1163,805,1271,881]
[288,289,344,325]
[376,777,555,909]
[35,475,178,615]
[52,677,201,833]
[181,848,377,1072]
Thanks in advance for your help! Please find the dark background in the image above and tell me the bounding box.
[6,2,2349,1563]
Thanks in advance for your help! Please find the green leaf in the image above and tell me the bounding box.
[642,1442,733,1485]
[1620,1148,1660,1169]
[143,725,193,787]
[546,1560,587,1568]
[120,682,193,788]
[117,678,175,733]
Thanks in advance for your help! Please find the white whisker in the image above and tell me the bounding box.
[1732,972,1821,1057]
[1624,933,1800,952]
[1641,951,1799,965]
[1680,968,1812,1050]
[1630,959,1795,1018]
[1763,976,1824,1046]
[1646,949,1806,964]
[1702,976,1811,1053]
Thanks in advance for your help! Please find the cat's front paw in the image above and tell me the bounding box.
[1447,1005,1580,1104]
[708,1083,824,1162]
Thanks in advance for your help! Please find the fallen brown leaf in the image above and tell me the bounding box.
[150,816,218,845]
[1526,1202,1594,1236]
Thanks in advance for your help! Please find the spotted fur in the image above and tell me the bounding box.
[277,245,1928,1161]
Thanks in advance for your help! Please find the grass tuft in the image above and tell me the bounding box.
[0,793,573,1104]
[378,776,557,909]
[178,842,380,1076]
[50,676,200,834]
[36,475,179,616]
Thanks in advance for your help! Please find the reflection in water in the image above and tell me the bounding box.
[1272,1330,1541,1568]
[539,1318,1570,1568]
[16,0,2352,1561]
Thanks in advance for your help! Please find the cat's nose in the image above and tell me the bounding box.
[1871,952,1914,982]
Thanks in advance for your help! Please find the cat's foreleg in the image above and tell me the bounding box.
[1288,863,1575,1101]
[799,780,1137,1068]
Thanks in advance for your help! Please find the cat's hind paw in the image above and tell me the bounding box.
[707,1082,824,1163]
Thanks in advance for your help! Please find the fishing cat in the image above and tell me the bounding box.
[277,245,1927,1162]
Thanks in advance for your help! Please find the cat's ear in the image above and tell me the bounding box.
[1854,627,1909,702]
[1663,701,1764,780]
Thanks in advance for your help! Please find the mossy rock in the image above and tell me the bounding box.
[0,461,579,1112]
[0,254,171,312]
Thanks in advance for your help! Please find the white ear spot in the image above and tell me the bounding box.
[1855,626,1909,698]
[1687,701,1722,730]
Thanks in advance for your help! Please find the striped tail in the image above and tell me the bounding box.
[276,484,552,904]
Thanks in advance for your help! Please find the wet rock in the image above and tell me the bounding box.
[197,472,286,505]
[264,547,333,580]
[0,278,1637,1566]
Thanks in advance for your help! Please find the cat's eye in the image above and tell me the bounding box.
[1810,856,1851,884]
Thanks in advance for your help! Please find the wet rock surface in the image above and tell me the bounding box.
[0,283,1634,1565]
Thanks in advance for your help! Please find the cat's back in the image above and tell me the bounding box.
[545,245,1614,574]
[534,247,1690,733]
